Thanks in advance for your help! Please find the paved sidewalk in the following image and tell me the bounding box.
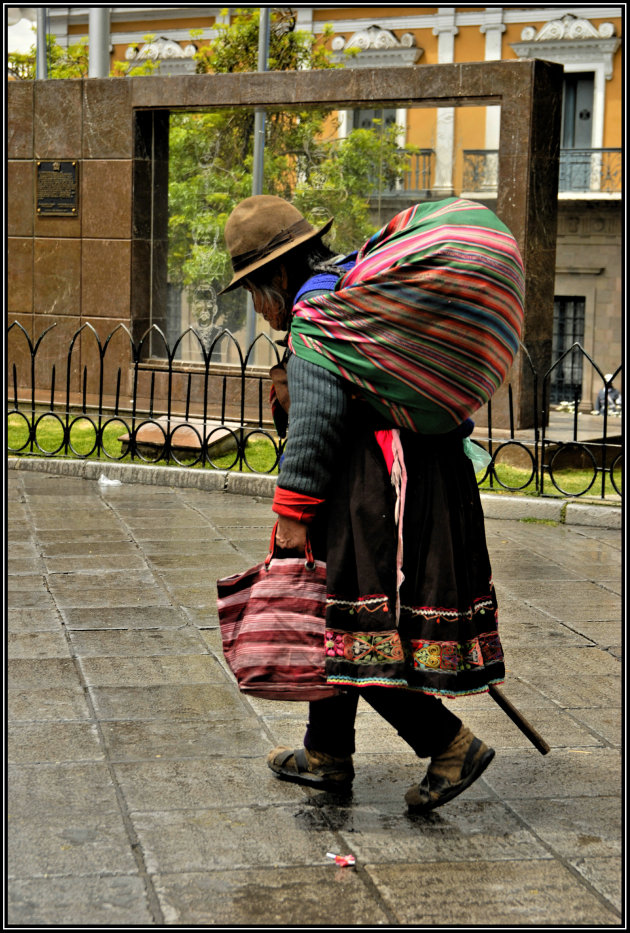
[6,468,623,926]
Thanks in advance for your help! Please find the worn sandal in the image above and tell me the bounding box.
[267,746,354,790]
[405,727,495,813]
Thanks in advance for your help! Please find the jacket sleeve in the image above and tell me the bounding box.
[275,353,350,499]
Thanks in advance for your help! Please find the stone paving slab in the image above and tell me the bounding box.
[571,707,622,747]
[6,470,623,926]
[67,627,208,658]
[8,761,123,818]
[151,866,392,926]
[60,606,191,630]
[498,579,622,623]
[8,685,94,723]
[335,797,554,862]
[8,813,140,879]
[7,658,84,690]
[482,748,621,800]
[8,722,105,764]
[130,805,343,875]
[45,553,150,573]
[114,757,318,811]
[8,631,73,659]
[100,719,271,763]
[89,683,251,723]
[7,875,154,927]
[569,857,623,914]
[505,795,621,859]
[365,860,620,925]
[78,654,228,687]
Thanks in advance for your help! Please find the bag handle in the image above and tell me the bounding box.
[265,521,316,570]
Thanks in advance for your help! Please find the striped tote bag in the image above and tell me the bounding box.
[217,525,338,700]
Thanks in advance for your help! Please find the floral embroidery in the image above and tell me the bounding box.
[325,629,404,664]
[325,631,346,657]
[411,631,503,673]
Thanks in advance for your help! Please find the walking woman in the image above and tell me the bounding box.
[220,194,524,813]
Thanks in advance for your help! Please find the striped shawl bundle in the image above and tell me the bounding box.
[289,198,525,434]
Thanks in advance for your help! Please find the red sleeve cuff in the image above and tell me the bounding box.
[272,487,325,524]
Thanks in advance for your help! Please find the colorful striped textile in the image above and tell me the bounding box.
[217,528,338,701]
[289,198,525,434]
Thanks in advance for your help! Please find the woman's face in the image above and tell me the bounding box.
[245,268,292,331]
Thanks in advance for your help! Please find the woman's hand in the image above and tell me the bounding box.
[275,515,308,552]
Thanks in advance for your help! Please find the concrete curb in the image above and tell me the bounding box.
[7,457,621,528]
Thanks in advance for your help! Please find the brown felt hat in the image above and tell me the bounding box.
[220,195,333,294]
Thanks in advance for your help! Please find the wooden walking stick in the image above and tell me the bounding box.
[489,684,550,755]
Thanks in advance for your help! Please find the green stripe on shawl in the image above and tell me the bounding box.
[289,198,524,434]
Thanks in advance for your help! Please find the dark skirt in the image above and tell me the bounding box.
[312,406,505,698]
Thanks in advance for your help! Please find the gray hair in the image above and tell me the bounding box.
[247,280,286,310]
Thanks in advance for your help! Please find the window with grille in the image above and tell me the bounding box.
[550,296,585,404]
[352,108,397,129]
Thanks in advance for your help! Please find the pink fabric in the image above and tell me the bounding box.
[217,533,337,700]
[374,429,395,474]
[374,429,408,624]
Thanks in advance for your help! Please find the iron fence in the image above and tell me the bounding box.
[7,321,622,499]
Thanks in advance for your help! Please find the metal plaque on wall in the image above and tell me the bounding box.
[36,161,79,215]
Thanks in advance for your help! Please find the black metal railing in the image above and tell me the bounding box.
[479,345,622,500]
[463,148,622,195]
[7,321,285,473]
[7,322,622,499]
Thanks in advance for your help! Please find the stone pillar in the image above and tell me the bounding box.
[480,12,506,152]
[432,10,458,197]
[496,60,563,429]
[88,7,111,78]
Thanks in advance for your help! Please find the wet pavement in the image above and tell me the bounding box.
[6,465,623,926]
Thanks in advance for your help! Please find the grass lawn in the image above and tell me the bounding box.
[8,412,621,496]
[477,462,621,499]
[7,412,281,474]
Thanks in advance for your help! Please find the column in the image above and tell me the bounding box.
[432,10,458,196]
[481,12,506,151]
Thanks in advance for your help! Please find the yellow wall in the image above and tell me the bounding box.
[501,15,622,147]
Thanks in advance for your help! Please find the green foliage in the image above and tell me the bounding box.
[193,8,334,75]
[7,48,36,80]
[6,29,157,79]
[168,8,414,326]
[293,124,419,252]
[7,413,280,473]
[7,31,90,78]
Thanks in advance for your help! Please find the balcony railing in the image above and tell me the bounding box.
[381,149,435,194]
[558,149,622,194]
[462,149,621,195]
